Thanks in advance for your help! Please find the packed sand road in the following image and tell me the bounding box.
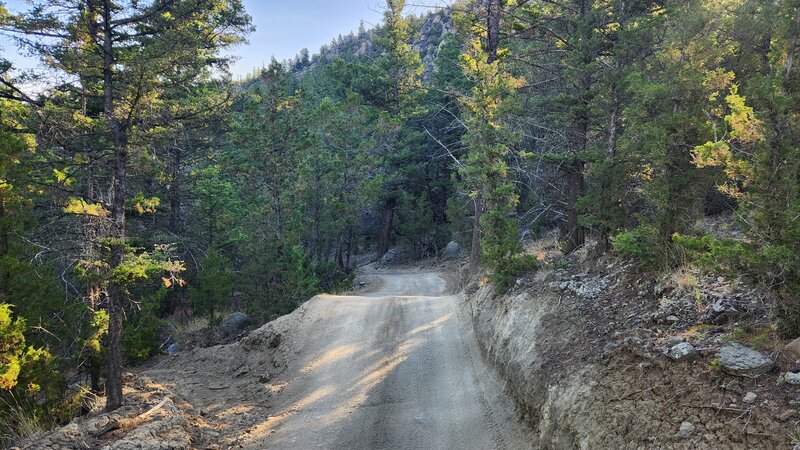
[241,270,533,449]
[138,270,534,449]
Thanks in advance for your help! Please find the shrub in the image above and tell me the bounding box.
[189,249,235,328]
[612,226,657,262]
[0,304,54,393]
[123,290,165,365]
[674,232,800,337]
[490,254,538,293]
[611,225,681,269]
[0,304,65,447]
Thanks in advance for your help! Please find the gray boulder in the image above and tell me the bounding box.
[166,343,181,356]
[220,312,250,337]
[704,298,740,324]
[784,337,800,360]
[665,342,697,361]
[379,245,413,265]
[441,241,463,260]
[716,342,774,378]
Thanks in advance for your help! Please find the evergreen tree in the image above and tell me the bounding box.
[4,0,251,411]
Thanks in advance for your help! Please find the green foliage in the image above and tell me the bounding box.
[0,304,65,447]
[242,243,318,319]
[612,225,662,268]
[397,193,447,258]
[489,254,538,293]
[191,166,239,248]
[188,249,235,328]
[123,290,166,365]
[0,304,52,393]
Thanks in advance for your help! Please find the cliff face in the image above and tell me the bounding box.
[296,10,454,78]
[413,11,455,78]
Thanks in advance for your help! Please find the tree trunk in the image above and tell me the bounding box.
[310,188,320,262]
[468,192,483,275]
[0,198,8,292]
[486,0,501,63]
[562,2,591,253]
[596,82,621,255]
[785,9,800,79]
[335,234,344,269]
[344,227,353,272]
[168,145,183,233]
[273,188,283,238]
[103,0,127,412]
[376,198,396,257]
[563,163,585,253]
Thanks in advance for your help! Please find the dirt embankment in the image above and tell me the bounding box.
[16,302,302,450]
[465,245,797,449]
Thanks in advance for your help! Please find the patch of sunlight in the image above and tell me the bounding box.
[406,313,452,337]
[216,403,259,420]
[243,385,336,440]
[300,343,361,375]
[319,338,424,426]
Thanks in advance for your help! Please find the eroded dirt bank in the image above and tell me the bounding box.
[465,258,797,449]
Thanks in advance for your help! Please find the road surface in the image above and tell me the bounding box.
[244,271,534,449]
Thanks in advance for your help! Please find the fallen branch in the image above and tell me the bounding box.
[138,397,171,421]
[680,404,748,413]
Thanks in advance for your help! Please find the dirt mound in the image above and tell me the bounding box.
[18,301,311,450]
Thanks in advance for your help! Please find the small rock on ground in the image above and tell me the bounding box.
[679,421,695,439]
[665,342,697,361]
[784,372,800,385]
[441,241,463,260]
[220,312,250,337]
[166,343,181,356]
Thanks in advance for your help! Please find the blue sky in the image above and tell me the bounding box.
[1,0,448,78]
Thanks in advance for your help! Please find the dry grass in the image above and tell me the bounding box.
[168,315,209,335]
[673,267,704,312]
[0,394,56,448]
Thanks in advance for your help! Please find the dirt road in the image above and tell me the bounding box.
[238,271,533,449]
[141,270,533,449]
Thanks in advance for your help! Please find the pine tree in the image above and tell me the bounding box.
[4,0,251,411]
[456,0,536,286]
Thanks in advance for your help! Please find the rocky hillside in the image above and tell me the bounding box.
[462,230,800,449]
[293,9,454,78]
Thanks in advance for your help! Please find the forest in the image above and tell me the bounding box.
[0,0,798,444]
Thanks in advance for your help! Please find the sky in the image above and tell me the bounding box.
[0,0,448,78]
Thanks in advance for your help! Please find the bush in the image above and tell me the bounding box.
[674,232,800,337]
[0,304,55,394]
[123,290,165,365]
[612,225,657,261]
[490,254,538,293]
[612,225,678,269]
[189,249,235,328]
[0,304,65,447]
